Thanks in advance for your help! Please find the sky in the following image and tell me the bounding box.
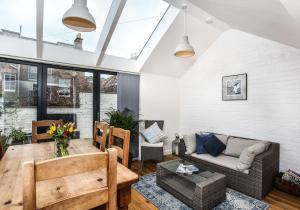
[0,0,169,59]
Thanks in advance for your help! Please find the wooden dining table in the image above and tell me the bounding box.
[0,139,139,210]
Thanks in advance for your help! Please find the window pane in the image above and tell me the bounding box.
[106,0,169,59]
[43,0,113,52]
[47,68,93,139]
[100,74,118,121]
[0,62,37,135]
[0,0,36,39]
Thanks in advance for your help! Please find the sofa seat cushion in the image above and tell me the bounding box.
[191,153,249,174]
[141,141,164,147]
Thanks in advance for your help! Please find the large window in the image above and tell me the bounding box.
[0,62,37,134]
[46,68,94,139]
[100,74,118,121]
[0,59,120,141]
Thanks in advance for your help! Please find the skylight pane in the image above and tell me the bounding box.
[106,0,169,59]
[44,0,113,52]
[0,0,36,39]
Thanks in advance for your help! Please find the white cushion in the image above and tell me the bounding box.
[224,137,261,157]
[141,141,164,147]
[236,142,266,171]
[191,153,249,174]
[141,122,167,144]
[183,134,196,154]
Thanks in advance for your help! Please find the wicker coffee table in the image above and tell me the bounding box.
[157,159,226,210]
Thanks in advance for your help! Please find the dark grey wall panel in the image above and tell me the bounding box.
[117,73,140,158]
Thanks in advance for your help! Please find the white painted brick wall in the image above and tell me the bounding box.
[179,29,300,172]
[0,93,117,139]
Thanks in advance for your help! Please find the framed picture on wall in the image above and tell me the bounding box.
[222,74,247,101]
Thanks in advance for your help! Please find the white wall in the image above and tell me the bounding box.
[179,29,300,171]
[139,73,180,155]
[0,93,117,139]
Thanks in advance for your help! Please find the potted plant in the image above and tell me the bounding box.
[105,108,139,167]
[7,128,28,145]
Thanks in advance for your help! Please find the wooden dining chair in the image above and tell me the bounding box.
[93,121,109,151]
[0,140,3,159]
[22,148,117,210]
[31,120,62,143]
[108,127,130,167]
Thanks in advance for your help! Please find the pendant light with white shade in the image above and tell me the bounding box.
[62,0,96,32]
[174,4,195,58]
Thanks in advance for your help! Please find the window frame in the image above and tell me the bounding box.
[3,73,17,92]
[28,67,38,81]
[0,57,118,128]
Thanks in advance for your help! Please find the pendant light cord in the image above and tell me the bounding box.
[184,5,186,36]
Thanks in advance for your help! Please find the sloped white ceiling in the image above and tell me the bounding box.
[189,0,300,49]
[140,2,228,77]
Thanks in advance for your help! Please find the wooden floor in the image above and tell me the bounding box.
[129,155,300,210]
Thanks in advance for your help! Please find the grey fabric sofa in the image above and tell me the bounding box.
[178,134,280,199]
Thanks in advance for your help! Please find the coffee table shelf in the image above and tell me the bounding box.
[157,159,226,210]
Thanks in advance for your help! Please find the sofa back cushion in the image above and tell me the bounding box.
[183,134,197,154]
[224,137,260,157]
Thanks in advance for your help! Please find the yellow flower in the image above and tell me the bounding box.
[69,127,74,133]
[50,125,56,132]
[48,130,54,135]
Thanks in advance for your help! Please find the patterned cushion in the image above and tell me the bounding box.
[141,122,167,144]
[282,170,300,185]
[183,134,196,154]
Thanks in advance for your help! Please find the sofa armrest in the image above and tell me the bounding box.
[251,143,280,174]
[178,139,186,158]
[253,143,279,164]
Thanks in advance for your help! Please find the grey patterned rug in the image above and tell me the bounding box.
[132,173,268,210]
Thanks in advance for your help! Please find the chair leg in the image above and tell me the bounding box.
[139,158,144,175]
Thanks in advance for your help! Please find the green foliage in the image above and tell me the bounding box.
[7,128,27,144]
[104,108,139,135]
[104,108,139,148]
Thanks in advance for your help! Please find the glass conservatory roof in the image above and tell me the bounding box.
[44,0,113,52]
[106,0,169,59]
[0,0,171,62]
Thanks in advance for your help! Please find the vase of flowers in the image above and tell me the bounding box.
[48,122,75,157]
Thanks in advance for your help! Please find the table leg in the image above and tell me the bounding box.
[118,186,131,210]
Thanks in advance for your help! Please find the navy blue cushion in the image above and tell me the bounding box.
[204,134,226,157]
[195,133,212,154]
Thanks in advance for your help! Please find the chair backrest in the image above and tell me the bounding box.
[144,120,164,130]
[0,139,3,159]
[32,120,63,143]
[93,121,109,151]
[108,127,130,167]
[22,148,117,210]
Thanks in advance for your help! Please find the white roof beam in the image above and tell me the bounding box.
[36,0,44,58]
[95,0,127,66]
